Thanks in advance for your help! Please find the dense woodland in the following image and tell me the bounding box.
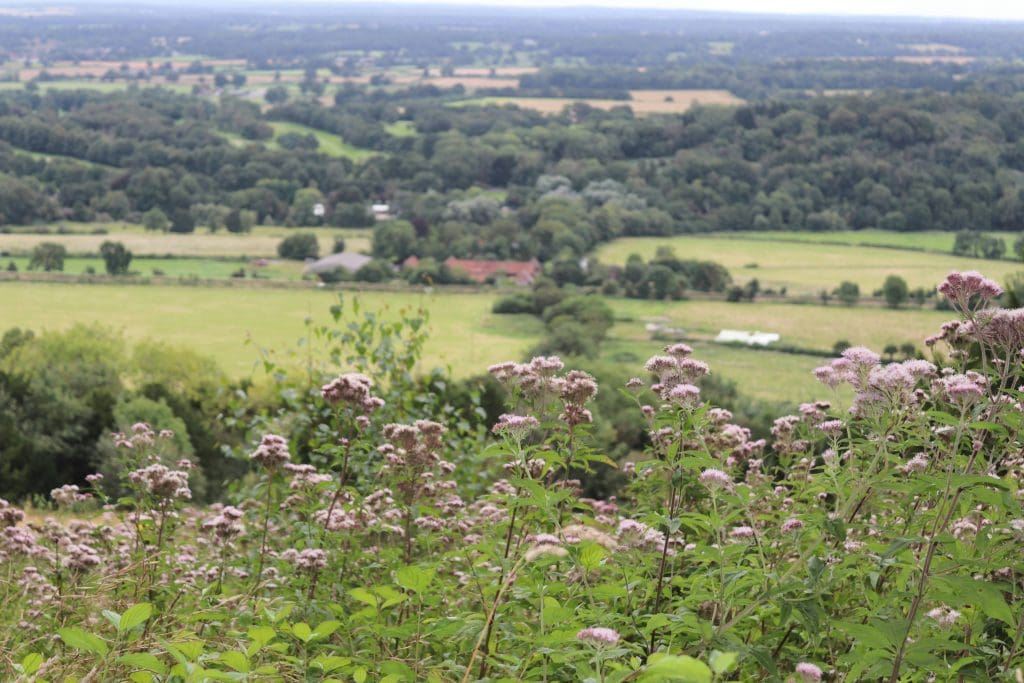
[3,85,1024,264]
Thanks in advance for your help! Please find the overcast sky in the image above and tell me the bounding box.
[352,0,1024,21]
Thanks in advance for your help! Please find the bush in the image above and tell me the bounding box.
[100,241,133,276]
[27,242,66,271]
[277,232,320,260]
[353,259,394,283]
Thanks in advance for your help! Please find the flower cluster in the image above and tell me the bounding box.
[250,434,291,471]
[128,464,192,501]
[321,372,385,413]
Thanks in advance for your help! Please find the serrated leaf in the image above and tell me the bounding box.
[292,622,313,642]
[579,542,607,571]
[119,603,153,632]
[59,627,109,657]
[246,625,276,649]
[709,651,738,675]
[395,565,435,594]
[19,653,43,675]
[218,650,249,673]
[102,609,122,630]
[117,653,168,675]
[312,655,351,673]
[349,587,377,607]
[640,654,712,683]
[313,620,341,639]
[175,640,204,661]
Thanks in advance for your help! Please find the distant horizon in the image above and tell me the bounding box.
[47,0,1024,22]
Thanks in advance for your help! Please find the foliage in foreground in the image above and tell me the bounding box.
[2,270,1024,682]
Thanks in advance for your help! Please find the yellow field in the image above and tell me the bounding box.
[455,89,743,115]
[594,235,1020,296]
[0,226,371,258]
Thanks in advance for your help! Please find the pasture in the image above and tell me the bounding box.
[608,298,948,353]
[0,280,954,404]
[266,121,378,161]
[594,234,1021,295]
[0,282,543,379]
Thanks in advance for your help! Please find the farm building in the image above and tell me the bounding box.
[442,257,541,285]
[371,203,393,220]
[715,329,781,347]
[304,252,373,275]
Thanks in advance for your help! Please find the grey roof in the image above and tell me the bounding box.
[304,252,374,274]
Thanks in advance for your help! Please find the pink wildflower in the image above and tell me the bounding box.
[250,434,291,471]
[576,627,620,646]
[795,662,823,682]
[699,468,733,491]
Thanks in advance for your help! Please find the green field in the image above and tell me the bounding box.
[594,235,1021,295]
[267,122,377,161]
[384,121,417,137]
[214,122,378,161]
[0,280,957,405]
[0,282,543,379]
[608,297,948,351]
[0,225,371,259]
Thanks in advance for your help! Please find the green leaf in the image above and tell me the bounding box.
[396,565,435,594]
[313,620,341,640]
[19,653,43,675]
[246,625,276,650]
[834,621,894,651]
[933,576,1015,625]
[119,603,153,632]
[640,654,712,683]
[349,587,378,607]
[59,627,109,657]
[175,640,204,661]
[312,655,351,673]
[102,609,123,630]
[129,672,154,683]
[291,622,313,643]
[381,660,416,681]
[353,667,368,683]
[218,650,250,673]
[579,542,607,571]
[117,653,168,675]
[708,651,738,675]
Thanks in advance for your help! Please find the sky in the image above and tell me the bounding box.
[343,0,1024,22]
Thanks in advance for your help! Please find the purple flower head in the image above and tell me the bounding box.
[938,270,1002,310]
[492,414,539,440]
[576,626,620,646]
[795,662,823,682]
[250,434,291,471]
[698,468,733,491]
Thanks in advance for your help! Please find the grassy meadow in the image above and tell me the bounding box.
[0,282,543,379]
[0,280,954,404]
[594,234,1021,295]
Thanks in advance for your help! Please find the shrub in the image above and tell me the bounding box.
[882,274,910,308]
[27,242,66,271]
[100,241,133,275]
[277,232,320,260]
